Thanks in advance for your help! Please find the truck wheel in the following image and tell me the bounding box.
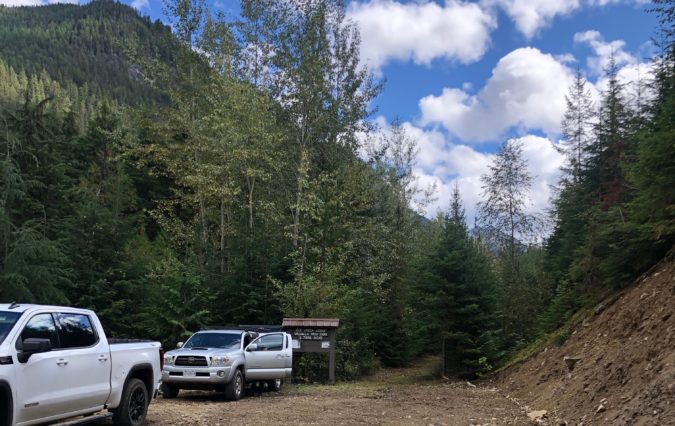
[224,369,243,401]
[267,379,283,392]
[113,378,148,426]
[161,383,179,399]
[0,385,12,426]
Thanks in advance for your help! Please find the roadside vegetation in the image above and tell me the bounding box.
[0,0,672,381]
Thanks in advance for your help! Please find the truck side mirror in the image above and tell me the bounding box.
[246,343,258,352]
[17,338,52,363]
[176,341,183,349]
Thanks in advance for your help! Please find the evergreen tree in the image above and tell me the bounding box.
[0,96,73,303]
[587,56,634,208]
[560,68,596,182]
[571,56,638,289]
[624,0,675,275]
[409,187,499,377]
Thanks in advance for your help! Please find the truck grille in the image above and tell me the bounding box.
[175,355,208,367]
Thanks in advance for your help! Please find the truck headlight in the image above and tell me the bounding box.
[211,356,231,367]
[164,354,175,366]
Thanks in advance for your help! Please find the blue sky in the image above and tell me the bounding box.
[375,3,656,121]
[3,0,659,224]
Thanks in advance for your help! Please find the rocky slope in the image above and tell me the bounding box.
[496,253,675,425]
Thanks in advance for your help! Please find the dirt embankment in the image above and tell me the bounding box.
[495,255,675,425]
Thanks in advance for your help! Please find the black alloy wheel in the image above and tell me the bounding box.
[129,384,147,423]
[113,378,148,426]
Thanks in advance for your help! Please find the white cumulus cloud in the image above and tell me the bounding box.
[484,0,649,39]
[573,30,656,108]
[574,30,636,75]
[516,135,565,214]
[131,0,150,11]
[367,119,564,226]
[130,0,148,10]
[0,0,76,5]
[348,0,496,72]
[419,47,574,142]
[0,0,41,4]
[483,0,580,39]
[0,0,78,5]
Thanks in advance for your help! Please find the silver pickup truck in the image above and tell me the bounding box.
[161,328,292,401]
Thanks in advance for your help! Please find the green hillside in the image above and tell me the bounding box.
[0,0,175,105]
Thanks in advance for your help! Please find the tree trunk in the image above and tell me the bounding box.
[220,198,226,273]
[292,148,307,248]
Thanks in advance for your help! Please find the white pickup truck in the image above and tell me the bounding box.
[0,303,162,426]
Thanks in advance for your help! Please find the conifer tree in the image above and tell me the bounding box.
[587,56,634,208]
[571,55,638,288]
[625,0,675,271]
[410,187,499,377]
[560,68,595,183]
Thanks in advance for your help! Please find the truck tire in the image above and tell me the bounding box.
[161,383,179,399]
[267,379,283,392]
[113,378,149,426]
[0,385,12,426]
[224,369,243,401]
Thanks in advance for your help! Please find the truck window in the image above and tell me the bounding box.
[257,334,283,351]
[19,313,59,348]
[0,311,21,345]
[184,332,241,349]
[55,313,98,348]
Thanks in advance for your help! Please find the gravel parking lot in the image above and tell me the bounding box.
[139,365,529,425]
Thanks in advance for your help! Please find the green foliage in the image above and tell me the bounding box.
[538,280,581,334]
[541,7,675,345]
[498,248,555,347]
[0,96,74,303]
[626,41,675,265]
[551,328,571,347]
[407,190,501,378]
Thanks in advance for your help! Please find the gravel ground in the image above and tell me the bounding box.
[140,365,530,426]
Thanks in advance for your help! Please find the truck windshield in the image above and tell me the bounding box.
[184,332,241,349]
[0,311,21,345]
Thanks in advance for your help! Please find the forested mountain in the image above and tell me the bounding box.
[0,0,672,382]
[0,0,175,104]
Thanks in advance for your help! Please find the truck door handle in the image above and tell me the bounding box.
[56,359,68,366]
[275,354,284,359]
[98,355,109,362]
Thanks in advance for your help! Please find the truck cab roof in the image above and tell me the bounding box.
[0,303,94,315]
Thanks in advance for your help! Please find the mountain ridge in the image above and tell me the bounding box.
[0,0,176,105]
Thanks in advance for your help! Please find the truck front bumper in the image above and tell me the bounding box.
[161,365,235,388]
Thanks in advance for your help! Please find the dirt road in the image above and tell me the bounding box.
[142,362,530,425]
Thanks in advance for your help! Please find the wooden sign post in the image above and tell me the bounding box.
[282,318,340,384]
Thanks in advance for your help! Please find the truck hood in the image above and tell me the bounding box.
[166,347,241,357]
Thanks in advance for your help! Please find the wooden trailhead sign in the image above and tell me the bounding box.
[282,318,340,384]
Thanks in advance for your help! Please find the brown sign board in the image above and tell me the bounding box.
[282,318,339,383]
